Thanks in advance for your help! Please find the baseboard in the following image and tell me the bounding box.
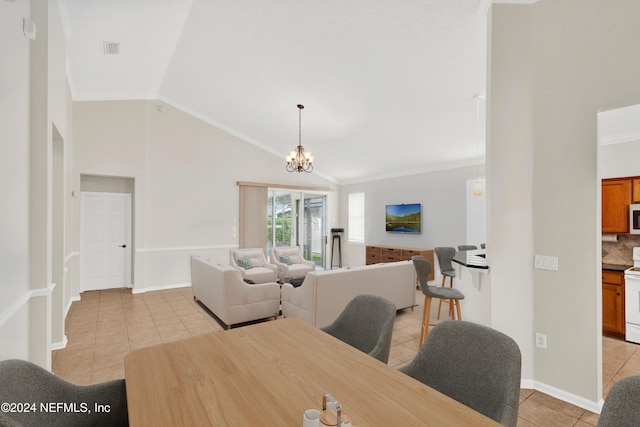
[64,296,81,319]
[131,282,191,294]
[520,378,535,389]
[533,380,603,414]
[51,335,68,351]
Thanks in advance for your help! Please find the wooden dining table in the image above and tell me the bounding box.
[124,317,501,426]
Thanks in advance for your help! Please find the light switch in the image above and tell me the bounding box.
[534,255,559,271]
[23,18,36,40]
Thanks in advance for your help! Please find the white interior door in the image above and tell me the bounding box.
[81,192,132,291]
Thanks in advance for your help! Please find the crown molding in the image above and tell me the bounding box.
[478,0,540,16]
[601,130,640,146]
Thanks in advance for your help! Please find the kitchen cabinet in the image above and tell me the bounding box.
[633,179,640,203]
[602,270,625,335]
[366,245,434,281]
[602,178,631,233]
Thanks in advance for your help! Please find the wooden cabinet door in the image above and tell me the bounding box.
[602,179,631,233]
[633,179,640,203]
[602,271,625,335]
[602,284,624,334]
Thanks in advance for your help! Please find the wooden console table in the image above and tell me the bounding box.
[366,245,434,281]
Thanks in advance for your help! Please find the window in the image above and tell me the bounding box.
[348,192,365,243]
[268,191,293,248]
[466,178,486,246]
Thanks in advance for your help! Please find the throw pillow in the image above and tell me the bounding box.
[289,255,303,264]
[279,255,292,265]
[236,258,253,270]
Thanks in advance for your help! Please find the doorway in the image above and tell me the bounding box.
[598,103,640,403]
[80,192,132,291]
[268,190,327,268]
[51,125,65,348]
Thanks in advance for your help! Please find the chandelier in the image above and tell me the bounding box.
[286,104,313,173]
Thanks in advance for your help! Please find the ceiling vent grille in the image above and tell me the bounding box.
[103,42,120,55]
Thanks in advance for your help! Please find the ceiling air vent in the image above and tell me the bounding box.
[103,42,120,55]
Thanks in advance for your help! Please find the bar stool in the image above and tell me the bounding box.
[412,256,464,346]
[330,228,343,269]
[434,247,456,319]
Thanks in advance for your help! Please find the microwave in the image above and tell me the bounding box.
[632,204,640,234]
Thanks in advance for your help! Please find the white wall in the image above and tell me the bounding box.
[338,165,491,325]
[0,0,31,319]
[0,0,43,364]
[600,104,640,179]
[490,0,640,411]
[74,100,338,293]
[0,0,73,367]
[339,165,484,264]
[600,140,640,179]
[486,1,535,391]
[49,0,74,351]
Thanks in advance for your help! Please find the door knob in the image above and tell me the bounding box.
[119,244,127,248]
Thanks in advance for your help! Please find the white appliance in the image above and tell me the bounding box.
[630,204,640,234]
[625,247,640,343]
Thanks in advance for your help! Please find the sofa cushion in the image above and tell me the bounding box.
[249,254,265,267]
[274,247,302,258]
[289,254,303,264]
[236,258,253,270]
[287,264,314,276]
[233,249,265,268]
[244,267,277,284]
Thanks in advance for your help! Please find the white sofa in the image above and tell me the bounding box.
[191,256,281,329]
[229,248,278,283]
[281,261,416,328]
[271,246,316,280]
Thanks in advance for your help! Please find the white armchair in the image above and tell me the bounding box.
[230,248,278,284]
[271,246,316,280]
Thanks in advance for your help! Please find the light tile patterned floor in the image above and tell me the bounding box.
[53,287,640,426]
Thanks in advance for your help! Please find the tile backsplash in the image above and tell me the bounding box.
[602,234,640,265]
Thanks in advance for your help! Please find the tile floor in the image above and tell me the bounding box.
[53,287,640,426]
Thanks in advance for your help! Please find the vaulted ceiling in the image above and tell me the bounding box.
[58,0,507,184]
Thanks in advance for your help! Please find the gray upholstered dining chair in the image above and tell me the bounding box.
[458,245,477,251]
[433,247,457,319]
[399,320,521,427]
[321,294,396,364]
[0,359,129,427]
[598,376,640,426]
[412,255,464,346]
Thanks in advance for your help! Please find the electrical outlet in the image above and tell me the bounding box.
[535,332,547,349]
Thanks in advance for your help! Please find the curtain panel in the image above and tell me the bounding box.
[238,185,268,250]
